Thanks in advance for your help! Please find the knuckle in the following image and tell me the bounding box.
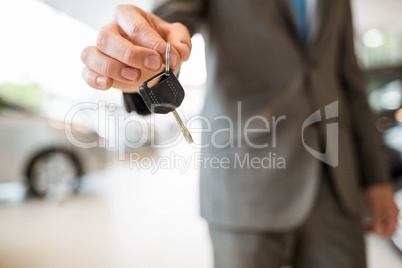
[187,38,193,49]
[80,47,90,63]
[96,31,109,49]
[127,21,144,38]
[114,4,123,12]
[150,40,164,54]
[173,22,190,35]
[101,61,113,75]
[123,48,135,65]
[115,4,138,14]
[172,22,185,30]
[131,5,141,13]
[82,68,95,85]
[114,4,127,15]
[81,67,88,80]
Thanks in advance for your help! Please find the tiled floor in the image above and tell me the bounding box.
[0,145,401,268]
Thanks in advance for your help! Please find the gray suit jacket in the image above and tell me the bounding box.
[153,0,391,230]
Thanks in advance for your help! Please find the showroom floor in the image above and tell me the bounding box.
[0,144,401,268]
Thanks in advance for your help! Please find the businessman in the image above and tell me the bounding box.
[81,0,399,267]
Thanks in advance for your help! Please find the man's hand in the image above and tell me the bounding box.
[81,5,192,92]
[365,183,399,237]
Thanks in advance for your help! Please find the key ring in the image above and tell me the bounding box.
[165,42,170,76]
[140,42,172,87]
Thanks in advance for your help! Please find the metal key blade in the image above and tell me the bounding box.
[172,110,194,144]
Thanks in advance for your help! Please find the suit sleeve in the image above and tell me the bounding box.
[152,0,207,36]
[339,0,391,188]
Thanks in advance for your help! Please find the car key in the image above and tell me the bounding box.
[139,42,194,144]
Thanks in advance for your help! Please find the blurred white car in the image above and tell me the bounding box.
[0,97,108,197]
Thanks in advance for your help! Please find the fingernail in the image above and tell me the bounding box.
[96,76,108,89]
[144,55,161,71]
[121,67,139,81]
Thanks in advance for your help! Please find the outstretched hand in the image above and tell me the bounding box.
[81,5,192,92]
[365,183,399,237]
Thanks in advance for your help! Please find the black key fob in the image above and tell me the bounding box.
[123,92,152,115]
[139,70,185,114]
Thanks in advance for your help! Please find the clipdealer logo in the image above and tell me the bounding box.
[302,101,339,167]
[63,100,340,168]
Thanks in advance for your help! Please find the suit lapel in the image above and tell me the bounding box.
[310,0,334,52]
[272,0,305,51]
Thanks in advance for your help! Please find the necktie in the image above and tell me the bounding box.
[289,0,308,42]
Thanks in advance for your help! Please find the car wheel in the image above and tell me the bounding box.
[27,150,81,198]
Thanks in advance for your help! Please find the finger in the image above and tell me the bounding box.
[381,215,394,237]
[96,26,163,72]
[146,14,191,68]
[372,209,397,237]
[114,6,168,57]
[364,223,373,232]
[82,67,113,90]
[112,68,164,93]
[371,206,385,235]
[383,207,399,236]
[81,46,140,83]
[164,22,192,64]
[380,202,400,237]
